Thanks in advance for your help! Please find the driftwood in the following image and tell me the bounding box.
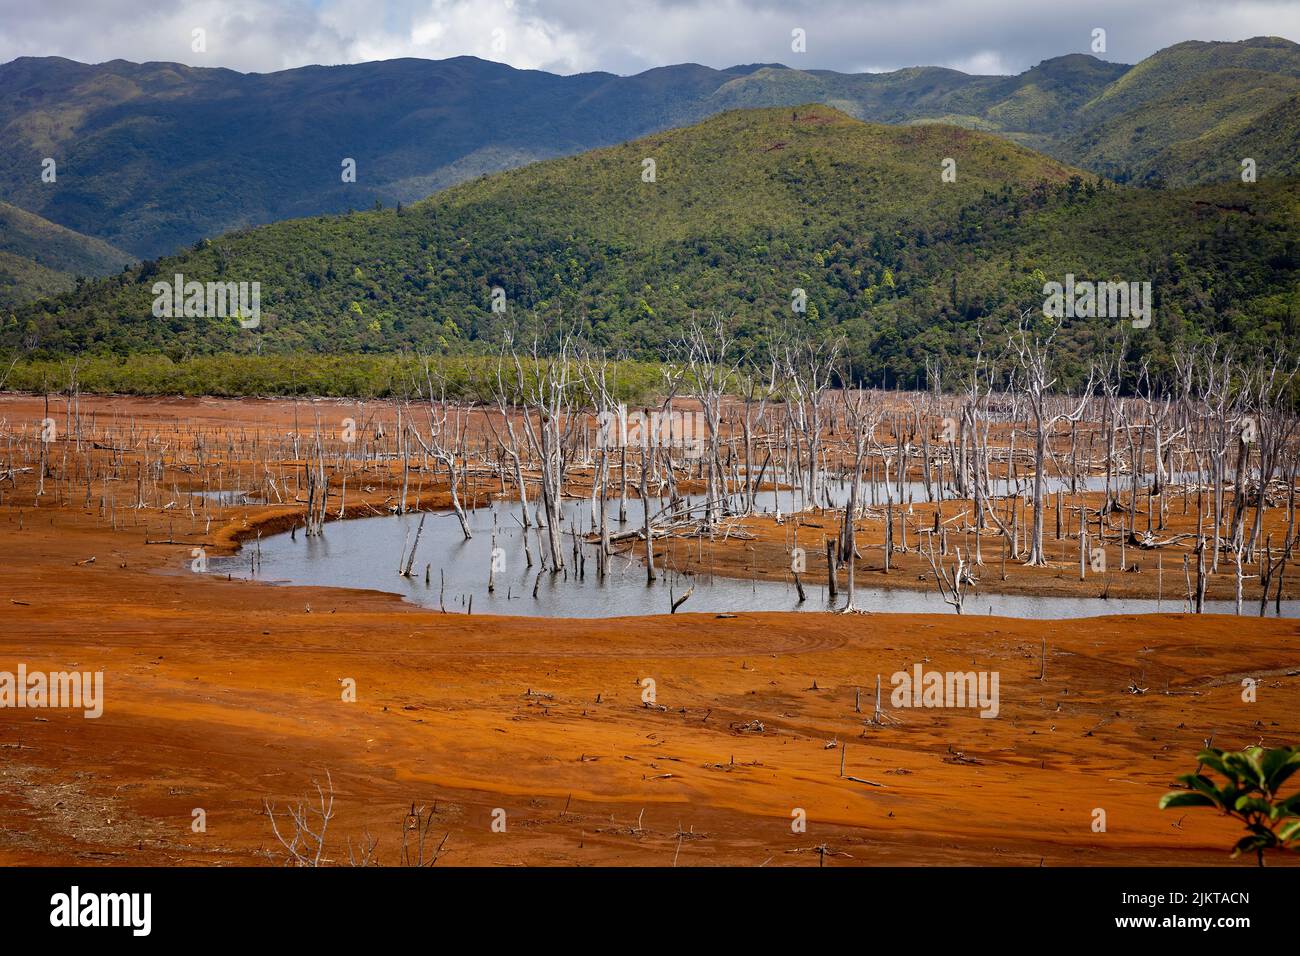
[1130,531,1195,549]
[845,776,886,788]
[670,585,694,613]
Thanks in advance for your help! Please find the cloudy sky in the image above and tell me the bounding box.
[4,0,1297,76]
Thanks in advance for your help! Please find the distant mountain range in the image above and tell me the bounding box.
[0,35,1296,272]
[10,104,1296,387]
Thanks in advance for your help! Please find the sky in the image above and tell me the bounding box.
[3,0,1298,77]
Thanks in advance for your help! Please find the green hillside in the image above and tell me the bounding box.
[1147,91,1300,186]
[6,105,1298,388]
[1066,37,1300,185]
[0,249,72,309]
[1081,37,1300,121]
[2,37,1296,261]
[0,201,134,308]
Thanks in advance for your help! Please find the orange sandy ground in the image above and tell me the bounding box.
[0,394,1297,867]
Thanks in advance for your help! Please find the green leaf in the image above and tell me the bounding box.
[1197,749,1234,781]
[1276,792,1300,816]
[1233,795,1275,818]
[1224,750,1265,790]
[1260,747,1300,792]
[1217,783,1241,811]
[1278,819,1300,844]
[1182,773,1225,808]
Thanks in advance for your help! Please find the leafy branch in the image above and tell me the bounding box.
[1159,745,1300,866]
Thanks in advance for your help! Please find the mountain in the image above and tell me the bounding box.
[0,54,775,259]
[1064,37,1300,185]
[0,201,133,308]
[1156,92,1300,185]
[703,53,1129,149]
[9,105,1297,388]
[2,37,1295,262]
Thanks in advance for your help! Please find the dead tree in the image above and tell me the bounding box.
[509,335,577,570]
[839,385,881,612]
[1010,312,1093,566]
[405,355,472,540]
[681,313,744,528]
[784,338,841,512]
[924,541,973,614]
[264,771,337,867]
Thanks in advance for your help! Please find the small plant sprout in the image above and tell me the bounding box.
[1159,745,1300,866]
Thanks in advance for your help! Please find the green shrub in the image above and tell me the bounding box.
[1160,745,1300,866]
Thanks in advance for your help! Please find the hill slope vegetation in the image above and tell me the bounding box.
[0,201,133,308]
[8,105,1297,388]
[1,37,1296,262]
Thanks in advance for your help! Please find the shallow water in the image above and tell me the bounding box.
[209,496,1298,620]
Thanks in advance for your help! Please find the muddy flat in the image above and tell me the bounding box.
[0,394,1296,866]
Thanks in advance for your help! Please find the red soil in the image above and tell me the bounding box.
[0,394,1296,867]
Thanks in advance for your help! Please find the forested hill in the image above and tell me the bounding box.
[1,36,1297,264]
[0,202,133,309]
[7,105,1297,388]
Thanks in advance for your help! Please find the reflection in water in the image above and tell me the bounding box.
[209,496,1299,620]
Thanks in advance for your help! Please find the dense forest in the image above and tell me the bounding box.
[4,105,1297,393]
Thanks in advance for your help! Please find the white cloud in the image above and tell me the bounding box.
[0,0,1295,76]
[944,50,1017,77]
